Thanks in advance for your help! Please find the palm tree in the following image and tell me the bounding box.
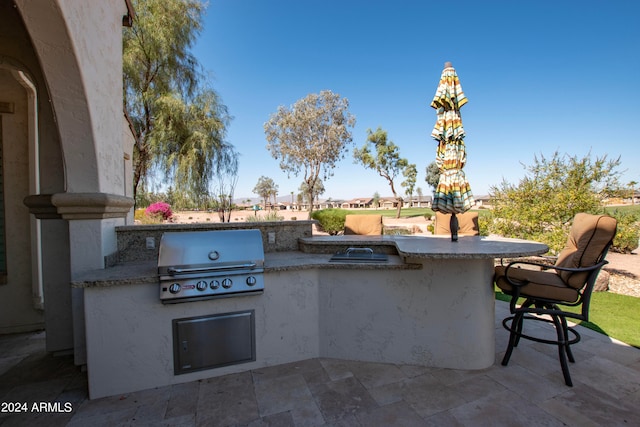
[629,181,638,205]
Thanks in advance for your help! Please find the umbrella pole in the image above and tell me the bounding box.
[450,213,459,242]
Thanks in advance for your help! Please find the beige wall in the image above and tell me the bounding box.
[1,1,133,355]
[83,259,497,399]
[0,1,66,335]
[0,71,43,333]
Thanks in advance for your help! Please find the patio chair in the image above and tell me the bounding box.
[494,213,617,386]
[434,211,479,236]
[343,214,383,235]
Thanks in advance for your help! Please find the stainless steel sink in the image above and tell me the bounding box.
[329,247,388,263]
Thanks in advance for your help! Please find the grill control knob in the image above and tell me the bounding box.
[210,280,220,290]
[222,278,233,289]
[196,280,207,291]
[246,276,257,286]
[169,283,181,294]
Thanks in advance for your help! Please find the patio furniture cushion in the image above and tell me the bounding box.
[494,265,579,303]
[344,215,383,235]
[434,211,479,236]
[554,213,618,289]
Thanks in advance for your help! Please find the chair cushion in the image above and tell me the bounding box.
[344,215,383,235]
[434,211,479,236]
[495,265,580,303]
[555,213,617,289]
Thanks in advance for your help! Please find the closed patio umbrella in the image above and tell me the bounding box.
[430,62,474,241]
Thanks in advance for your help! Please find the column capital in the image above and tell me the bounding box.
[24,193,134,220]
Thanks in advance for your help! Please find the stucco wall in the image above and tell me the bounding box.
[0,1,71,338]
[0,1,65,194]
[83,259,497,399]
[1,1,131,346]
[0,72,43,333]
[59,0,128,194]
[84,270,321,399]
[14,0,128,195]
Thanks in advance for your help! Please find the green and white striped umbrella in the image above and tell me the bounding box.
[430,62,474,215]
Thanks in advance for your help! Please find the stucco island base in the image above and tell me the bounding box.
[83,258,497,399]
[319,259,496,370]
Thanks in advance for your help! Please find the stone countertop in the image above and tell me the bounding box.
[72,236,547,289]
[264,251,414,272]
[299,235,549,259]
[71,252,417,288]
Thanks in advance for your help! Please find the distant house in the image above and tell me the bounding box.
[317,199,342,209]
[378,197,399,209]
[473,195,492,207]
[405,196,433,208]
[341,198,375,209]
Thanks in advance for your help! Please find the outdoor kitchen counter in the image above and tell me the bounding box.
[72,235,547,288]
[78,235,549,400]
[298,234,549,259]
[71,252,416,288]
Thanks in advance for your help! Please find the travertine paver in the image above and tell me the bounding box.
[1,301,639,426]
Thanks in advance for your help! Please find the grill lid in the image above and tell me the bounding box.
[158,229,264,276]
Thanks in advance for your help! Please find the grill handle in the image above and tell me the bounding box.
[167,263,257,275]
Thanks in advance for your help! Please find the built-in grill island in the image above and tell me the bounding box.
[157,229,264,374]
[78,219,549,400]
[158,229,265,304]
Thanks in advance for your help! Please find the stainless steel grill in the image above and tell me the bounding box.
[158,229,265,304]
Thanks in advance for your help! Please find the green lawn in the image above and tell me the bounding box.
[343,207,493,219]
[495,289,640,348]
[342,208,435,218]
[345,204,640,219]
[605,204,640,215]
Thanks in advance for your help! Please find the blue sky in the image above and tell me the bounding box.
[192,0,640,201]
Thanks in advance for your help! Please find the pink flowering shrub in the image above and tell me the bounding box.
[145,202,173,220]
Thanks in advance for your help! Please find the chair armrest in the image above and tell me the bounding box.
[503,259,609,288]
[502,261,548,288]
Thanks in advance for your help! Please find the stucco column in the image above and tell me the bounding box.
[24,192,134,364]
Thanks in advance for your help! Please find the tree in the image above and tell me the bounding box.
[123,0,236,204]
[299,179,325,208]
[402,164,417,207]
[264,90,356,218]
[354,127,410,218]
[372,191,380,209]
[253,176,278,210]
[628,181,638,205]
[425,161,440,195]
[296,193,304,210]
[488,151,623,253]
[270,186,278,210]
[416,187,423,207]
[211,152,238,222]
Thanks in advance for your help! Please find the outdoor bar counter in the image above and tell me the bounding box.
[75,233,548,399]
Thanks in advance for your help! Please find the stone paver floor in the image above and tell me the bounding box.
[1,301,639,426]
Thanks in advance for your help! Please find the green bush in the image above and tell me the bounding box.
[311,209,348,235]
[477,213,490,237]
[609,209,640,253]
[487,151,624,252]
[485,208,640,255]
